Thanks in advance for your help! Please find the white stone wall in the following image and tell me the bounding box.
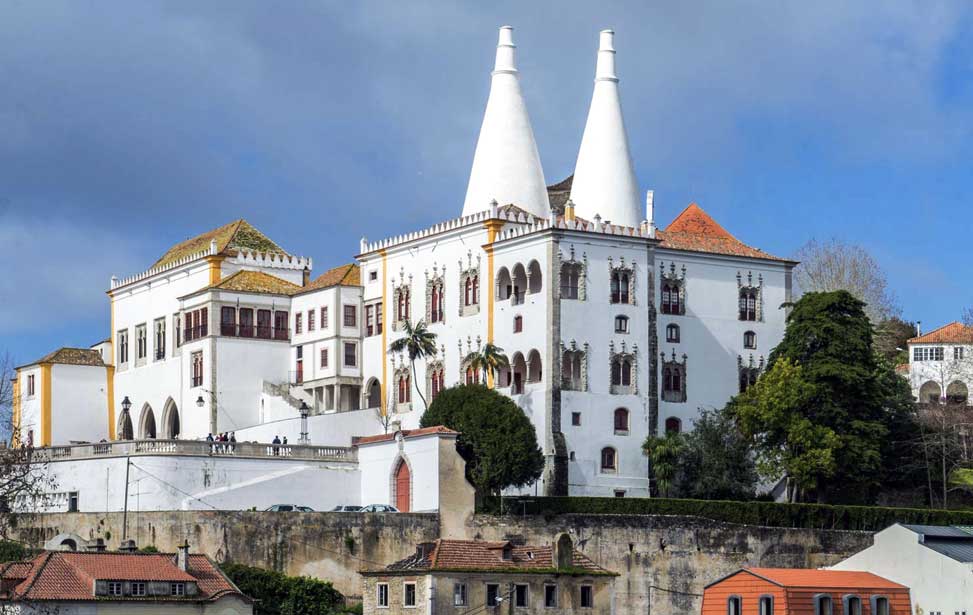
[908,342,973,404]
[17,366,42,446]
[51,364,108,445]
[358,433,446,512]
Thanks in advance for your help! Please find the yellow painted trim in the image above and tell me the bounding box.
[380,249,388,415]
[11,376,21,447]
[40,364,52,447]
[483,220,504,388]
[106,365,116,441]
[207,256,224,285]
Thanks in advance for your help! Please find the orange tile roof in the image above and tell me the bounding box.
[658,203,790,262]
[909,322,973,344]
[2,551,246,602]
[152,219,288,269]
[298,263,361,294]
[353,426,458,446]
[207,270,302,295]
[744,568,907,590]
[378,539,614,575]
[20,348,105,369]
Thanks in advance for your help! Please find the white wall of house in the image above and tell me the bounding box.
[51,364,108,444]
[908,342,973,404]
[17,366,42,446]
[831,524,973,614]
[358,432,446,512]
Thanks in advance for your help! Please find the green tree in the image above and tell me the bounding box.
[670,408,758,501]
[463,343,510,385]
[643,432,684,497]
[220,563,344,615]
[731,358,839,502]
[388,319,437,408]
[873,317,916,364]
[420,384,543,497]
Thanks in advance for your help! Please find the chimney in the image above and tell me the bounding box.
[89,538,107,552]
[564,199,576,222]
[645,190,654,226]
[554,534,573,570]
[916,321,922,336]
[177,540,190,572]
[302,266,311,287]
[118,539,137,553]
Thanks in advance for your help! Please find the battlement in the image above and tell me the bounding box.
[233,249,312,271]
[494,214,656,244]
[110,248,212,291]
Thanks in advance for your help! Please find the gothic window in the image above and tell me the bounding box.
[600,447,617,473]
[737,271,763,321]
[559,250,586,300]
[427,361,446,402]
[427,276,445,324]
[664,417,682,434]
[666,323,680,343]
[661,351,687,403]
[610,265,634,304]
[561,344,587,391]
[396,367,411,408]
[614,408,629,433]
[738,356,764,393]
[458,257,480,317]
[744,330,756,349]
[660,262,686,315]
[609,346,637,395]
[393,283,411,329]
[615,316,629,333]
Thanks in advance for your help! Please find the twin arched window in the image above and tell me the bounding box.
[615,316,629,333]
[739,288,758,321]
[611,358,633,387]
[429,281,444,323]
[661,282,683,315]
[610,270,630,304]
[397,373,411,404]
[464,275,479,307]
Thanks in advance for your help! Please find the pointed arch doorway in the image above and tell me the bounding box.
[394,459,411,512]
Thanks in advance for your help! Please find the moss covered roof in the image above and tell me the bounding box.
[151,219,288,268]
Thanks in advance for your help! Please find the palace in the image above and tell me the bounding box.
[12,27,794,510]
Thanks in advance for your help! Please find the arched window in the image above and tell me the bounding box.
[600,447,617,472]
[398,373,411,404]
[527,350,542,383]
[367,379,382,408]
[744,330,756,349]
[465,365,479,385]
[727,596,742,615]
[395,286,411,323]
[511,352,527,394]
[739,288,757,321]
[870,596,889,615]
[665,416,681,434]
[429,280,444,324]
[528,260,542,294]
[842,596,862,615]
[614,408,629,433]
[496,267,513,301]
[472,275,479,304]
[610,355,634,393]
[615,316,629,333]
[666,324,680,343]
[511,264,527,305]
[661,282,683,315]
[663,366,685,399]
[814,595,833,615]
[739,367,759,393]
[759,595,774,615]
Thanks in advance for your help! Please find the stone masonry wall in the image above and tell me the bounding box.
[8,511,873,614]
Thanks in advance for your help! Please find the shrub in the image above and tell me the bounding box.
[220,562,344,615]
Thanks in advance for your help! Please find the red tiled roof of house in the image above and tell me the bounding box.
[1,551,247,602]
[298,263,361,294]
[378,539,614,575]
[909,322,973,344]
[744,568,907,589]
[657,203,790,262]
[353,426,458,446]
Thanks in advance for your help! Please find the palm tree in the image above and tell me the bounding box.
[464,343,510,387]
[389,319,438,408]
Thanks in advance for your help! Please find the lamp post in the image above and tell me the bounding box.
[299,401,310,444]
[194,389,219,435]
[120,396,132,440]
[120,395,133,541]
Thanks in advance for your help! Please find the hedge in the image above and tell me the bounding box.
[480,496,973,532]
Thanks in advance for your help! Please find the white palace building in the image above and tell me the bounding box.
[11,27,795,513]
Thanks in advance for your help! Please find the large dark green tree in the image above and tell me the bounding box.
[669,408,759,501]
[420,384,544,497]
[220,563,344,615]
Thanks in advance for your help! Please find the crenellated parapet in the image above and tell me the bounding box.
[110,248,212,291]
[233,249,311,271]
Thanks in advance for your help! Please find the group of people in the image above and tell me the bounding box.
[206,431,236,453]
[271,435,288,455]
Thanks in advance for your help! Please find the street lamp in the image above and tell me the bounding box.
[299,401,310,444]
[119,396,133,440]
[121,396,132,413]
[195,395,205,408]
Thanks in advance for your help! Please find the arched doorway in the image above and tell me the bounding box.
[394,458,411,512]
[139,404,156,439]
[162,399,180,439]
[919,381,942,404]
[367,379,382,409]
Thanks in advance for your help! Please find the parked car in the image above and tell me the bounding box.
[330,505,362,512]
[264,504,314,512]
[359,504,399,513]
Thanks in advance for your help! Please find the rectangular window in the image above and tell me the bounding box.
[221,306,237,336]
[759,596,774,615]
[580,585,593,608]
[377,583,389,608]
[514,315,523,333]
[914,346,945,361]
[117,330,129,364]
[274,311,289,340]
[369,270,378,281]
[308,309,315,331]
[571,411,581,426]
[344,343,357,367]
[403,582,417,608]
[191,352,203,388]
[486,584,500,607]
[366,305,375,336]
[27,374,35,397]
[728,596,742,615]
[239,308,254,337]
[257,309,272,338]
[108,581,123,596]
[135,324,147,360]
[171,582,185,596]
[544,585,557,608]
[296,312,303,334]
[615,316,629,333]
[614,489,626,497]
[956,347,966,361]
[321,306,328,328]
[321,348,329,368]
[174,313,182,348]
[68,491,79,512]
[199,307,208,337]
[454,583,467,606]
[132,581,146,596]
[344,305,357,327]
[154,318,166,360]
[376,302,383,334]
[515,584,529,608]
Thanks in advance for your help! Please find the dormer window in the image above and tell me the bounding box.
[502,545,513,561]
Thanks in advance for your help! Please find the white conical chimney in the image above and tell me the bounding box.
[462,26,550,219]
[569,29,641,228]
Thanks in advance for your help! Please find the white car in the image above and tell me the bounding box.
[359,504,399,513]
[264,504,314,512]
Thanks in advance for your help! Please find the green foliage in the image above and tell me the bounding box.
[139,545,160,553]
[873,317,916,364]
[463,343,510,383]
[670,408,758,501]
[420,384,544,496]
[643,433,684,497]
[0,540,31,563]
[220,562,344,615]
[389,319,438,406]
[481,495,973,532]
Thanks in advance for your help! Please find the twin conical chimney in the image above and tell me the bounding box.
[569,29,641,228]
[462,27,550,219]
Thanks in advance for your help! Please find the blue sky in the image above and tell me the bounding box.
[2,1,972,365]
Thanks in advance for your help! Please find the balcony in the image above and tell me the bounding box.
[218,324,290,341]
[32,439,356,463]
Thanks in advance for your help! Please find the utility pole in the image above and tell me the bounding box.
[122,457,131,540]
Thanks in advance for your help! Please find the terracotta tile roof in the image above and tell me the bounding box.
[298,263,361,294]
[379,539,613,575]
[2,551,246,602]
[207,270,302,296]
[744,568,907,590]
[657,203,790,262]
[21,348,105,369]
[909,322,973,344]
[152,219,288,269]
[353,426,458,446]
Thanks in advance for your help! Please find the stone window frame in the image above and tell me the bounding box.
[458,252,481,317]
[393,363,412,412]
[558,246,587,301]
[737,271,764,322]
[738,354,764,393]
[661,349,687,403]
[560,340,589,392]
[425,267,446,325]
[659,261,686,316]
[608,256,636,305]
[392,272,413,331]
[426,356,446,402]
[609,341,638,395]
